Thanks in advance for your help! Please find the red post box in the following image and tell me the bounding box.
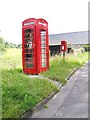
[22,18,49,74]
[61,40,67,52]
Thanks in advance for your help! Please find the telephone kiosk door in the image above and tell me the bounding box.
[22,26,36,74]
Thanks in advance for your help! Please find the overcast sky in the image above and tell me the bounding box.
[0,0,88,44]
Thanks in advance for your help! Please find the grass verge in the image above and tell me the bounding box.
[2,68,57,118]
[1,48,57,118]
[41,52,88,85]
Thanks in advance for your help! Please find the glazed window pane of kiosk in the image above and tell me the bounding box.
[40,30,47,68]
[22,18,49,74]
[24,29,34,68]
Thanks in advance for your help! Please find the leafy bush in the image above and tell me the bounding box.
[83,44,90,52]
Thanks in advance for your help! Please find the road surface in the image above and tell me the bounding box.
[31,62,88,118]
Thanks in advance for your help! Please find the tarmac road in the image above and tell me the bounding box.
[31,61,88,118]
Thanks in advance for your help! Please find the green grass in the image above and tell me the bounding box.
[41,52,88,85]
[2,69,57,118]
[1,48,57,118]
[88,51,90,60]
[0,48,22,69]
[1,48,88,118]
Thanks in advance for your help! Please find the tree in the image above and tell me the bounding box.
[0,37,17,53]
[0,37,6,52]
[17,44,22,48]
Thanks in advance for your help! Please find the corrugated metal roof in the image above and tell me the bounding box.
[49,31,88,45]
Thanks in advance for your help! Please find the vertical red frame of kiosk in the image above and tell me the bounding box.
[22,18,49,74]
[61,40,67,52]
[37,19,49,73]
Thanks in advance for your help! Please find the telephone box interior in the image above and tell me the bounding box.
[22,18,49,74]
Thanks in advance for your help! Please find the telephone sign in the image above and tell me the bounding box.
[22,18,49,74]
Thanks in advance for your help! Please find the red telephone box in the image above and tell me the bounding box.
[61,40,67,52]
[22,18,49,74]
